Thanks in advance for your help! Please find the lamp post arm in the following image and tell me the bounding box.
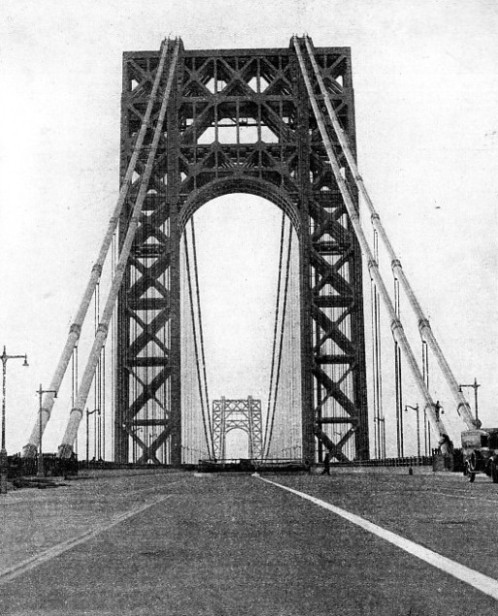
[459,380,481,423]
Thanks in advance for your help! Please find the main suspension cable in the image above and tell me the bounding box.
[58,38,181,458]
[293,35,451,443]
[263,212,287,458]
[184,226,213,460]
[24,38,176,458]
[301,35,476,430]
[264,219,293,459]
[190,217,214,454]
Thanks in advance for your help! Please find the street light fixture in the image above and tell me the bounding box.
[37,384,57,477]
[434,400,444,422]
[1,346,29,494]
[459,378,480,422]
[405,404,421,457]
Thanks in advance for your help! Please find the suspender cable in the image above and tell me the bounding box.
[71,346,79,454]
[58,38,181,458]
[394,277,404,457]
[371,279,384,458]
[294,36,452,446]
[102,347,106,460]
[184,226,213,460]
[23,39,175,458]
[263,212,287,458]
[131,263,138,463]
[190,217,214,454]
[110,233,116,460]
[94,282,102,460]
[422,340,431,454]
[371,228,384,459]
[302,36,478,430]
[264,220,293,459]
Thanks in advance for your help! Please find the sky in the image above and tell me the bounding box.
[0,0,497,457]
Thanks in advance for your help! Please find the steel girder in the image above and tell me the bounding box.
[116,38,369,464]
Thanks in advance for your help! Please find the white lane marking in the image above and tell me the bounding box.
[0,494,172,585]
[259,477,498,601]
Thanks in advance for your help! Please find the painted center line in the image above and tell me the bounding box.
[0,493,172,586]
[258,477,498,602]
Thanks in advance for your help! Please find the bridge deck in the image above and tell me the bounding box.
[1,470,498,615]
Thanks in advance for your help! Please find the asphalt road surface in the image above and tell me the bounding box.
[1,470,498,615]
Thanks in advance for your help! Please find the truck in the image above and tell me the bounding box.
[461,429,498,483]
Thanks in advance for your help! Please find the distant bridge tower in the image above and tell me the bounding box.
[211,397,263,460]
[115,38,369,465]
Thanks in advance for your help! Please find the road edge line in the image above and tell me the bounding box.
[257,477,498,602]
[0,493,172,585]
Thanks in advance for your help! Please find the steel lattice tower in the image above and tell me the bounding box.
[211,397,263,460]
[115,38,369,465]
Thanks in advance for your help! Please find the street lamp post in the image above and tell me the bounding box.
[405,404,421,458]
[86,408,100,463]
[1,346,28,494]
[37,384,57,477]
[459,379,480,422]
[423,405,431,456]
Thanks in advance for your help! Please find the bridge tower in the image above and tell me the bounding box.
[115,38,369,465]
[211,397,264,460]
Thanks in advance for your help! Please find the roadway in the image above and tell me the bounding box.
[1,469,498,615]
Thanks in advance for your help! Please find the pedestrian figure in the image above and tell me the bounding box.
[321,452,331,475]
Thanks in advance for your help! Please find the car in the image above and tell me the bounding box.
[461,428,498,483]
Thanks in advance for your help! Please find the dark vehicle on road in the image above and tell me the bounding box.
[461,428,498,483]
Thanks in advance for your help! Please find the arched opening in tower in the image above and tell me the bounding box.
[224,428,249,461]
[180,194,302,463]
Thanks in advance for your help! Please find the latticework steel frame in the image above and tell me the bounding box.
[212,397,263,460]
[116,38,369,464]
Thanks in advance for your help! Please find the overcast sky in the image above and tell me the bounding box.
[1,0,497,456]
